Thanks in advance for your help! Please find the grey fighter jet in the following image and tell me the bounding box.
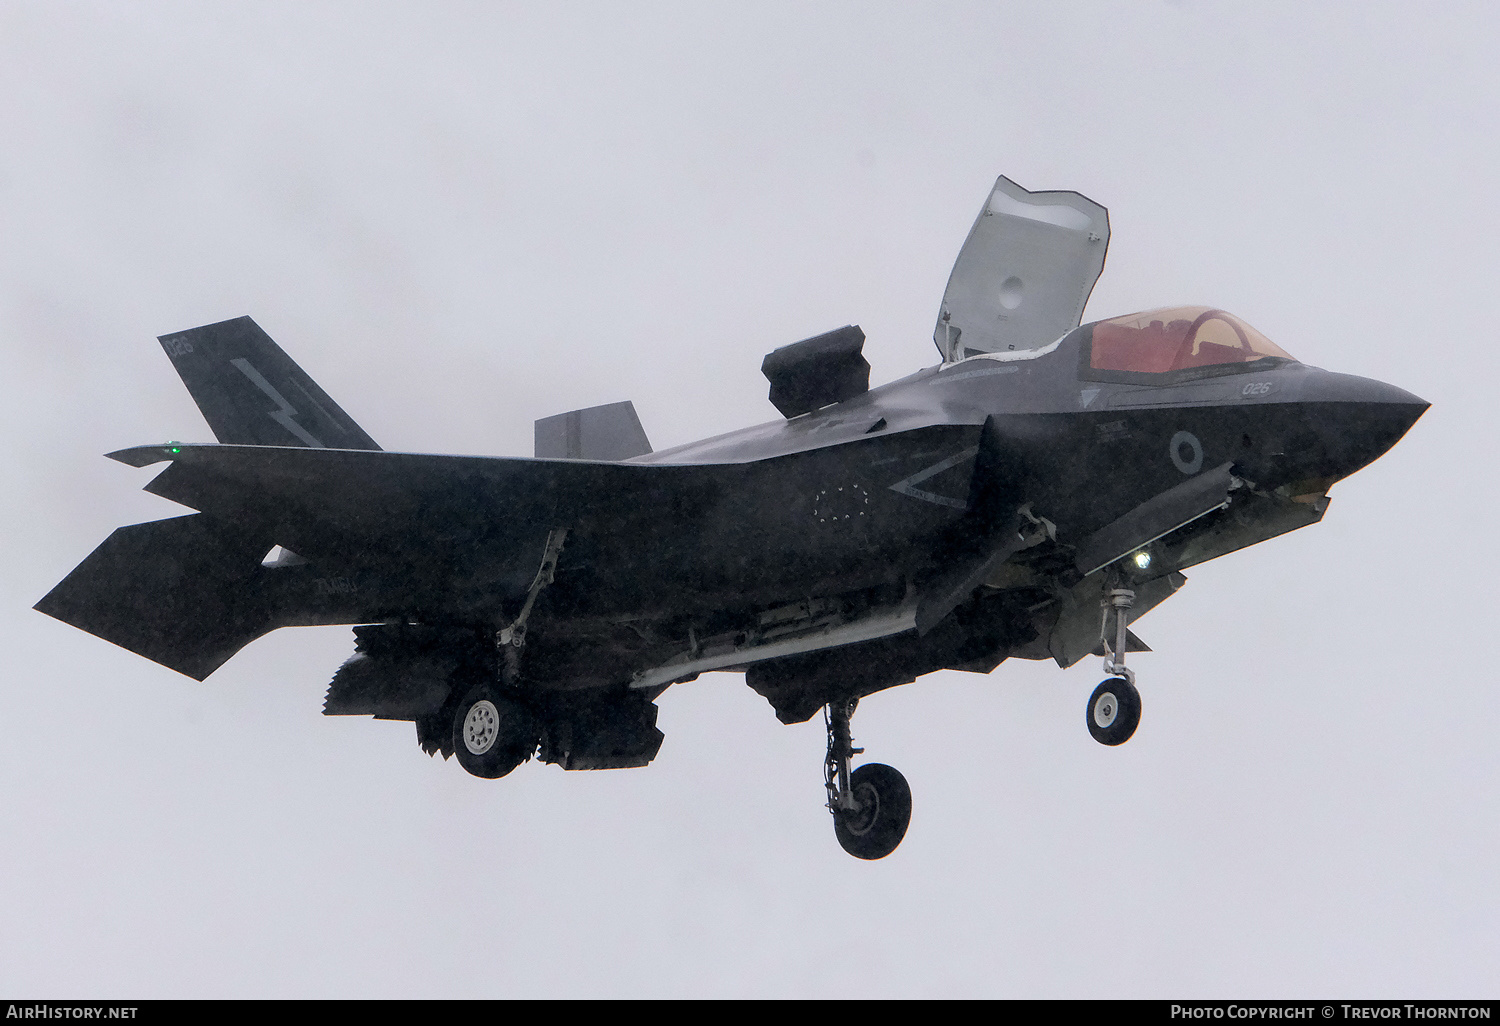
[37,176,1427,859]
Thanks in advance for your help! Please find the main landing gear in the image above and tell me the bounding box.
[1089,585,1142,746]
[825,698,911,859]
[453,682,539,778]
[453,529,567,780]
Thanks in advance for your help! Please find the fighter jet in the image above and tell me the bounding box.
[36,176,1427,859]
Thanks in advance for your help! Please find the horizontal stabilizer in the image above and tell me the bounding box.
[158,316,381,451]
[534,401,652,460]
[35,514,282,679]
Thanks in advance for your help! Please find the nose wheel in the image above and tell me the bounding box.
[824,699,911,859]
[1087,677,1141,746]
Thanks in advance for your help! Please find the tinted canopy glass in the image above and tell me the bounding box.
[1090,307,1293,375]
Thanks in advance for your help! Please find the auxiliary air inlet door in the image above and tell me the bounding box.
[934,176,1110,360]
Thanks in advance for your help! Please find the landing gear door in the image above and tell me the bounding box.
[934,176,1110,361]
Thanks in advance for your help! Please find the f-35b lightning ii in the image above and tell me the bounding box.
[37,176,1426,859]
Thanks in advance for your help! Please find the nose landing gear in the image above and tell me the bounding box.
[825,698,911,859]
[1090,585,1142,746]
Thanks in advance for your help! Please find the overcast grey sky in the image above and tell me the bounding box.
[2,1,1495,998]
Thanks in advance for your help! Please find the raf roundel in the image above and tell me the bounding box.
[1169,430,1204,475]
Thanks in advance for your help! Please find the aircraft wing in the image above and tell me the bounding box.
[110,443,707,563]
[39,443,722,678]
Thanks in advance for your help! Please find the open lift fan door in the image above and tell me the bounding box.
[934,176,1109,360]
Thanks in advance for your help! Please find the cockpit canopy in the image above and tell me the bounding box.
[1088,306,1293,378]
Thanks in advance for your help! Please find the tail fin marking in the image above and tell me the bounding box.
[158,316,381,450]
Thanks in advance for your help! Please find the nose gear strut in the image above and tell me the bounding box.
[1100,586,1136,687]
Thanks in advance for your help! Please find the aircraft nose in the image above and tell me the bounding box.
[1297,372,1428,483]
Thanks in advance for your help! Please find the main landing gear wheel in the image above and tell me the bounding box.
[824,698,911,859]
[833,763,912,860]
[452,683,538,779]
[1087,677,1141,746]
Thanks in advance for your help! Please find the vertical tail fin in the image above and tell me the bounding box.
[534,401,652,460]
[158,316,381,450]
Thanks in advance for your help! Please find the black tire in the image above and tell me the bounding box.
[1086,677,1141,746]
[452,684,538,779]
[833,763,912,860]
